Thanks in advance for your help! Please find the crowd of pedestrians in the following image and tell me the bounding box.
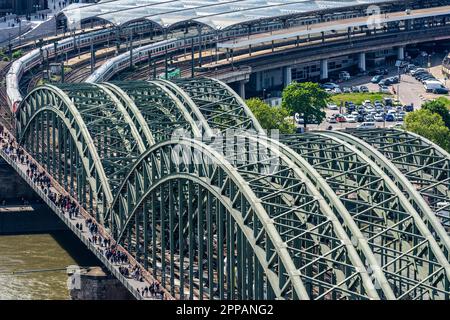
[0,125,169,300]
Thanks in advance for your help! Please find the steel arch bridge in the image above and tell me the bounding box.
[16,79,450,300]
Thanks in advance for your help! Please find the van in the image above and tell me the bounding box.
[356,122,376,130]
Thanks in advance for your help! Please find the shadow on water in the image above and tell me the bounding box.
[49,230,101,267]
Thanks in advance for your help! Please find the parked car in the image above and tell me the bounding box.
[346,115,357,123]
[391,122,404,129]
[380,78,392,86]
[374,113,385,122]
[403,104,414,112]
[357,122,376,130]
[385,113,395,122]
[384,97,393,107]
[327,103,339,110]
[321,82,339,89]
[424,80,446,93]
[351,86,360,93]
[360,86,369,93]
[411,68,427,76]
[433,87,449,94]
[389,76,400,84]
[327,116,337,123]
[343,87,352,93]
[371,75,384,83]
[379,86,391,93]
[339,71,351,81]
[335,114,346,122]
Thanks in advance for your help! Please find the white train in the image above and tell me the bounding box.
[86,34,216,83]
[6,28,115,112]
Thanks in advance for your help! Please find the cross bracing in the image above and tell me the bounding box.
[17,79,450,300]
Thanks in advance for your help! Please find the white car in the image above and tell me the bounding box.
[345,115,357,123]
[364,100,372,107]
[374,113,385,122]
[391,122,404,129]
[327,103,338,110]
[333,88,342,94]
[357,122,376,130]
[379,86,391,93]
[365,106,375,114]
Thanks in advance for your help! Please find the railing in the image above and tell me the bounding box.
[0,129,175,300]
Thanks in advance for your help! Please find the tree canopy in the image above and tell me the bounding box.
[404,109,450,152]
[246,98,295,134]
[281,82,328,128]
[421,99,450,129]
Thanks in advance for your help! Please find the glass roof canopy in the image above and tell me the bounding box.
[62,0,396,30]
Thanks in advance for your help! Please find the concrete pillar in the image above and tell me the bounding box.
[239,80,246,99]
[358,52,366,72]
[283,66,292,87]
[397,46,405,60]
[320,59,328,80]
[68,267,135,300]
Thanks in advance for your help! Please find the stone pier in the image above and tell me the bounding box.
[68,267,135,300]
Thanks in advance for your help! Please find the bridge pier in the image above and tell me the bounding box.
[397,46,405,60]
[358,52,366,72]
[320,59,328,80]
[238,80,246,99]
[68,266,135,300]
[283,66,292,87]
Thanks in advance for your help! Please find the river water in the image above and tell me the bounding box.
[0,231,99,300]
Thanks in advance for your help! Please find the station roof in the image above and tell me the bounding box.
[61,0,396,30]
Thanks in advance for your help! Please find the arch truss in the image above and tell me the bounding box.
[16,81,450,300]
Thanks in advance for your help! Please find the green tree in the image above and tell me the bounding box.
[405,109,450,151]
[12,50,22,59]
[422,99,450,129]
[246,98,295,134]
[281,82,328,128]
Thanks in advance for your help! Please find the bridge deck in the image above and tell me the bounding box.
[0,128,174,300]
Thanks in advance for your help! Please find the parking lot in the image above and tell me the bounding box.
[302,53,450,131]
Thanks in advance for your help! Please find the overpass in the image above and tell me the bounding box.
[1,78,449,300]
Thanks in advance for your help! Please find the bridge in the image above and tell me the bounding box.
[1,78,449,300]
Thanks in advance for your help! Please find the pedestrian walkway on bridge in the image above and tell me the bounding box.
[0,125,173,300]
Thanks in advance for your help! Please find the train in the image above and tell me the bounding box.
[6,28,116,112]
[86,35,216,83]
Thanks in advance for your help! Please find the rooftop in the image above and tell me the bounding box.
[61,0,397,30]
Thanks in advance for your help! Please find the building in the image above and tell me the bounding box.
[0,0,47,16]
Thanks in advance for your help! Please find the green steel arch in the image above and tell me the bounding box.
[110,138,308,300]
[277,133,450,299]
[162,78,264,134]
[322,130,450,253]
[110,137,381,300]
[15,80,450,300]
[347,129,450,233]
[103,81,203,144]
